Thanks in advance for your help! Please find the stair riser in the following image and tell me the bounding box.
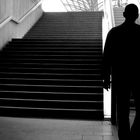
[1,54,102,59]
[0,84,103,93]
[0,99,103,110]
[0,67,102,74]
[4,48,102,52]
[12,39,102,41]
[0,92,103,101]
[0,107,104,120]
[2,50,102,54]
[0,73,102,80]
[1,61,102,66]
[8,43,102,46]
[0,65,102,70]
[0,78,103,86]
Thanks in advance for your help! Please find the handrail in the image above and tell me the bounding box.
[0,1,42,28]
[12,1,42,24]
[0,17,12,28]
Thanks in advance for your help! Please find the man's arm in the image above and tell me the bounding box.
[103,30,112,90]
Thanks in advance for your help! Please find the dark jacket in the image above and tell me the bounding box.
[103,22,140,89]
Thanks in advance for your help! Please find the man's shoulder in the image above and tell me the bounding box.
[108,25,121,36]
[109,23,140,34]
[111,24,123,31]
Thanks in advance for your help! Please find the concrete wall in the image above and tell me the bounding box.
[13,0,40,19]
[0,0,12,22]
[0,0,43,50]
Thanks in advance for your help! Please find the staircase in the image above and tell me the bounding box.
[0,12,104,120]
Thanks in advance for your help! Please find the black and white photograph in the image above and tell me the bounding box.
[0,0,139,140]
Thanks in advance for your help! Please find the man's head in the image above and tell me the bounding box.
[123,4,139,23]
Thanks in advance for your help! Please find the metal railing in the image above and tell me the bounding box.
[60,0,103,11]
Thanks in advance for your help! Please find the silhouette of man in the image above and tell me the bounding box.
[103,4,140,140]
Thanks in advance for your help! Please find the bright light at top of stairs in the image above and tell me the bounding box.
[42,0,67,12]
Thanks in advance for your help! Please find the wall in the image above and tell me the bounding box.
[0,0,12,22]
[0,0,43,50]
[13,0,40,19]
